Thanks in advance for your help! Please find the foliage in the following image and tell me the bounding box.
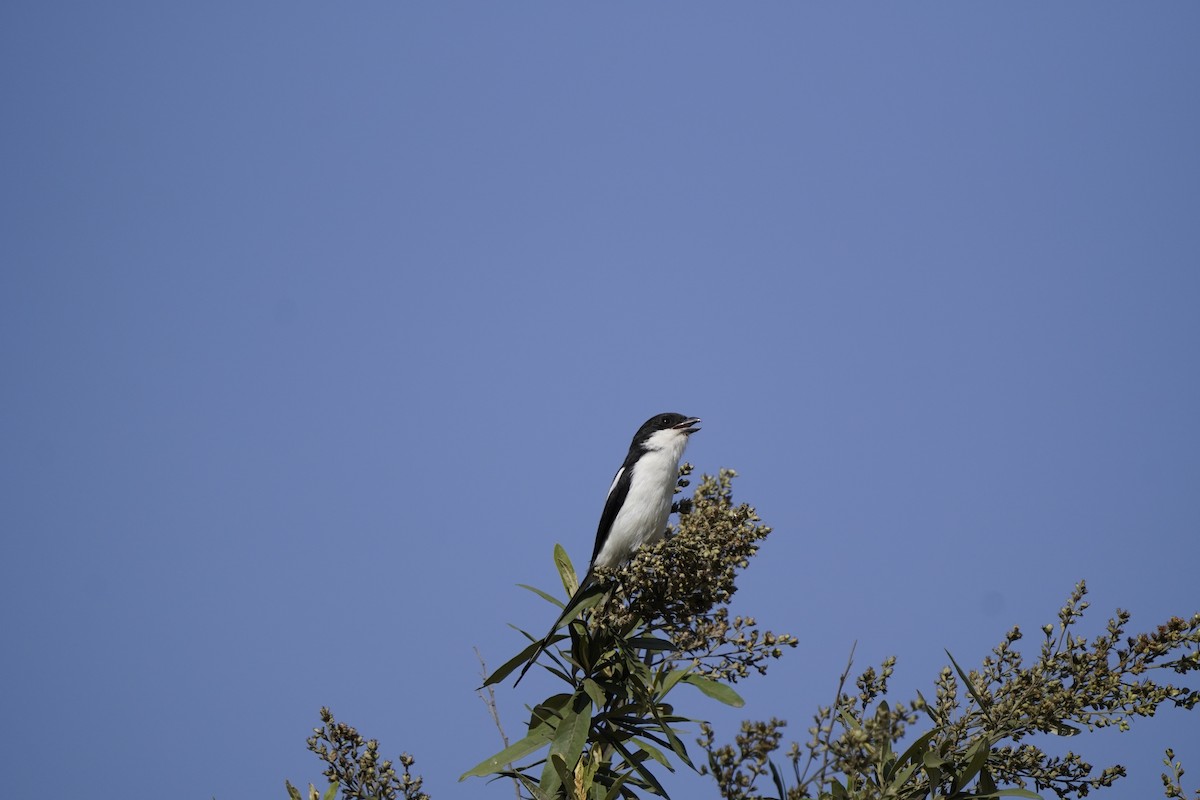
[288,469,1199,800]
[292,707,429,800]
[463,467,798,799]
[1162,749,1199,800]
[699,582,1200,800]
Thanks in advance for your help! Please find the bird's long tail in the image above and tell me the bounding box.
[511,570,605,687]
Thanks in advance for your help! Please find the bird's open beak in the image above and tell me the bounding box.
[674,417,702,435]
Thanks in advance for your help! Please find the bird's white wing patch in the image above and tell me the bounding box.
[605,467,625,500]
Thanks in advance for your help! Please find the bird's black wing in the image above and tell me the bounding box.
[590,459,634,567]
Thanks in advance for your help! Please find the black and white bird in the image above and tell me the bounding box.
[512,412,701,686]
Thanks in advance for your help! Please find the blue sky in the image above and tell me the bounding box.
[2,3,1198,799]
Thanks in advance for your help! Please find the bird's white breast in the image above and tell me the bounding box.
[592,428,689,570]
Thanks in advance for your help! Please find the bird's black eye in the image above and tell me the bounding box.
[661,415,671,424]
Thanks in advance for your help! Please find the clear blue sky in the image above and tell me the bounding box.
[2,3,1197,799]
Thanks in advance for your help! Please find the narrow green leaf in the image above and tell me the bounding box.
[946,650,991,712]
[284,781,303,800]
[554,544,579,596]
[459,728,554,780]
[612,738,669,798]
[546,753,574,799]
[604,715,670,747]
[542,663,576,685]
[922,747,945,798]
[539,694,593,798]
[681,674,745,707]
[648,703,694,770]
[894,729,937,770]
[577,743,600,798]
[529,693,574,729]
[979,765,998,795]
[320,783,339,800]
[625,655,654,687]
[496,770,542,799]
[915,689,942,724]
[889,761,919,788]
[926,769,942,795]
[482,638,550,687]
[769,758,788,799]
[952,737,991,793]
[658,668,690,697]
[838,709,863,730]
[559,584,607,627]
[625,636,679,652]
[582,678,606,709]
[601,770,636,800]
[518,583,566,608]
[630,737,674,770]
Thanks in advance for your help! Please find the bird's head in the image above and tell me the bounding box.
[633,412,701,451]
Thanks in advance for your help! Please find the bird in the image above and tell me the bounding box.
[511,412,701,686]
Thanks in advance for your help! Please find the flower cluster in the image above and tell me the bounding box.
[592,467,798,681]
[302,707,429,800]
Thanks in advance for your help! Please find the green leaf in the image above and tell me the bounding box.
[630,736,674,771]
[495,770,542,799]
[554,544,579,596]
[608,720,673,754]
[646,700,695,770]
[894,729,937,771]
[951,738,991,794]
[769,758,788,800]
[482,638,552,686]
[601,770,636,800]
[971,790,1043,799]
[625,636,679,652]
[539,693,593,797]
[915,689,942,724]
[582,678,607,709]
[624,653,655,687]
[979,766,998,795]
[459,728,555,780]
[529,693,574,729]
[320,783,339,800]
[888,761,919,789]
[284,781,303,800]
[577,745,600,798]
[546,753,574,799]
[946,649,991,713]
[518,583,566,608]
[559,583,608,627]
[922,747,946,794]
[658,668,690,697]
[612,738,669,798]
[681,674,745,707]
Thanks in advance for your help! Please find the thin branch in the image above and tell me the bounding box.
[797,641,858,795]
[475,648,522,800]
